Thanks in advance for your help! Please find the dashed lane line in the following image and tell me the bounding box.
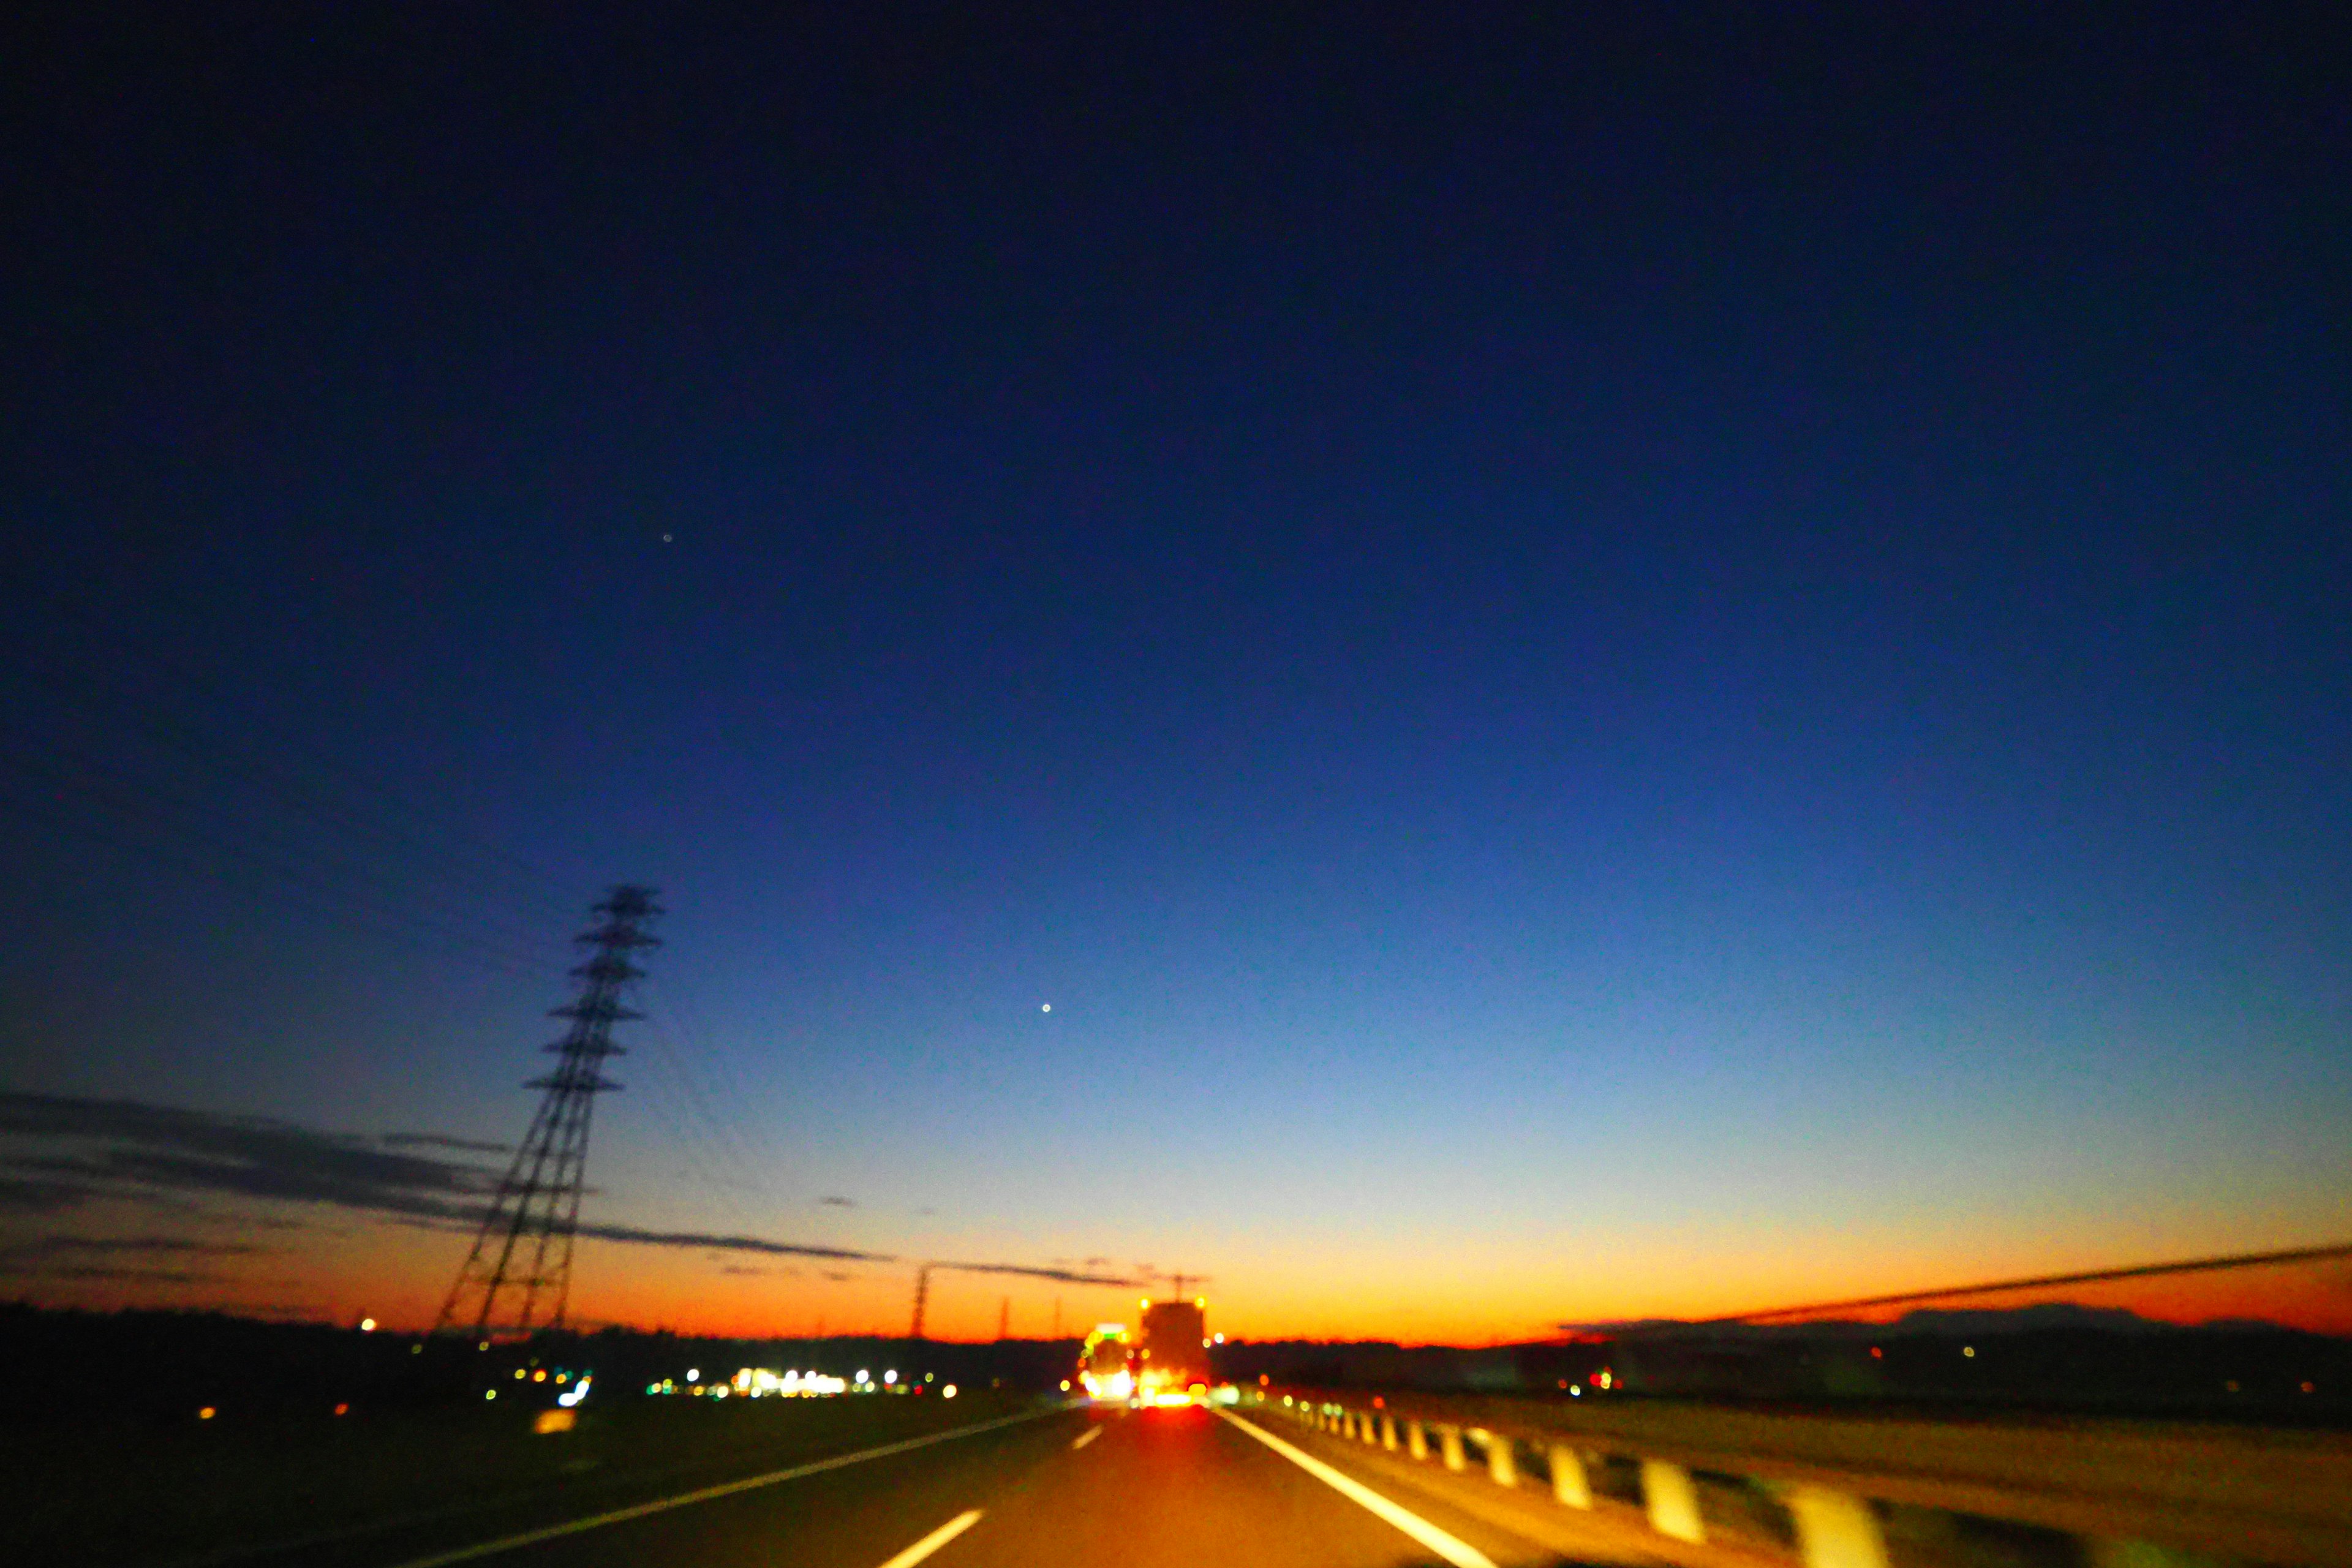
[1216,1410,1499,1568]
[377,1407,1058,1568]
[1071,1427,1102,1450]
[873,1509,984,1568]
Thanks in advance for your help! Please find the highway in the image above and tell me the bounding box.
[253,1401,1616,1568]
[178,1388,2352,1568]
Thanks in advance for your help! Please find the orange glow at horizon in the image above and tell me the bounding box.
[21,1212,2350,1343]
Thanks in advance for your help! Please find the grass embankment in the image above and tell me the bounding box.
[0,1390,1036,1567]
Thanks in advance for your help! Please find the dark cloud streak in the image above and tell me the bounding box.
[0,1093,895,1269]
[578,1223,891,1262]
[933,1259,1140,1287]
[382,1133,510,1155]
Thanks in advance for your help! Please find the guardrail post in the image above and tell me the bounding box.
[1381,1414,1398,1451]
[1549,1443,1591,1508]
[1642,1460,1705,1543]
[1407,1419,1428,1460]
[1484,1430,1518,1487]
[1361,1410,1378,1444]
[1440,1423,1467,1472]
[1788,1486,1887,1568]
[1343,1411,1357,1439]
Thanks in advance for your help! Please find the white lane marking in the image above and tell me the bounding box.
[1217,1411,1499,1568]
[1071,1426,1101,1450]
[874,1509,984,1568]
[380,1408,1057,1568]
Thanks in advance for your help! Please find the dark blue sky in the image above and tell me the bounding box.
[2,6,2346,1336]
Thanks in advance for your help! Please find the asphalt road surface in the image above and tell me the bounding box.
[262,1401,1613,1568]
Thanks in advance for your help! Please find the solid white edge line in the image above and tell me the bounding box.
[1216,1410,1499,1568]
[382,1406,1057,1568]
[1071,1426,1101,1450]
[874,1508,984,1568]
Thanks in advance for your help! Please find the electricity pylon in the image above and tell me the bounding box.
[435,885,660,1339]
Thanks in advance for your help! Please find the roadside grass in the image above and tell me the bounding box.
[0,1391,1036,1567]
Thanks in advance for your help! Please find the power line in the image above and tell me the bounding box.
[0,749,552,981]
[1572,1241,2352,1334]
[9,608,581,919]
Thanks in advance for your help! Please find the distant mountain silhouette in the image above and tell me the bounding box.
[1570,1302,2275,1340]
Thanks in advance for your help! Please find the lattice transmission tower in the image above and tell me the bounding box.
[435,885,661,1339]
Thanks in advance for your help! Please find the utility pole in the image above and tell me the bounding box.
[910,1264,932,1342]
[434,886,660,1339]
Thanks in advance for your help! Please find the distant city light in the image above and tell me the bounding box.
[334,1403,349,1415]
[1963,1346,1976,1358]
[703,1368,849,1398]
[484,1390,497,1400]
[943,1385,957,1398]
[198,1406,215,1420]
[359,1317,377,1332]
[686,1369,699,1382]
[884,1370,897,1384]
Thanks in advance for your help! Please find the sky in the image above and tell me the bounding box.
[1,6,2348,1343]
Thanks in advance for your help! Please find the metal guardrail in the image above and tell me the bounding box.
[1257,1385,2352,1567]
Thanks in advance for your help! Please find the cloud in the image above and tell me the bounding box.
[0,1093,501,1223]
[576,1223,890,1262]
[0,1093,894,1273]
[0,1175,88,1213]
[934,1259,1139,1287]
[0,1234,266,1267]
[382,1133,511,1155]
[47,1265,225,1284]
[818,1195,856,1208]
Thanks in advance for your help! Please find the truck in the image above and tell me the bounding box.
[1134,1296,1212,1404]
[1077,1322,1133,1403]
